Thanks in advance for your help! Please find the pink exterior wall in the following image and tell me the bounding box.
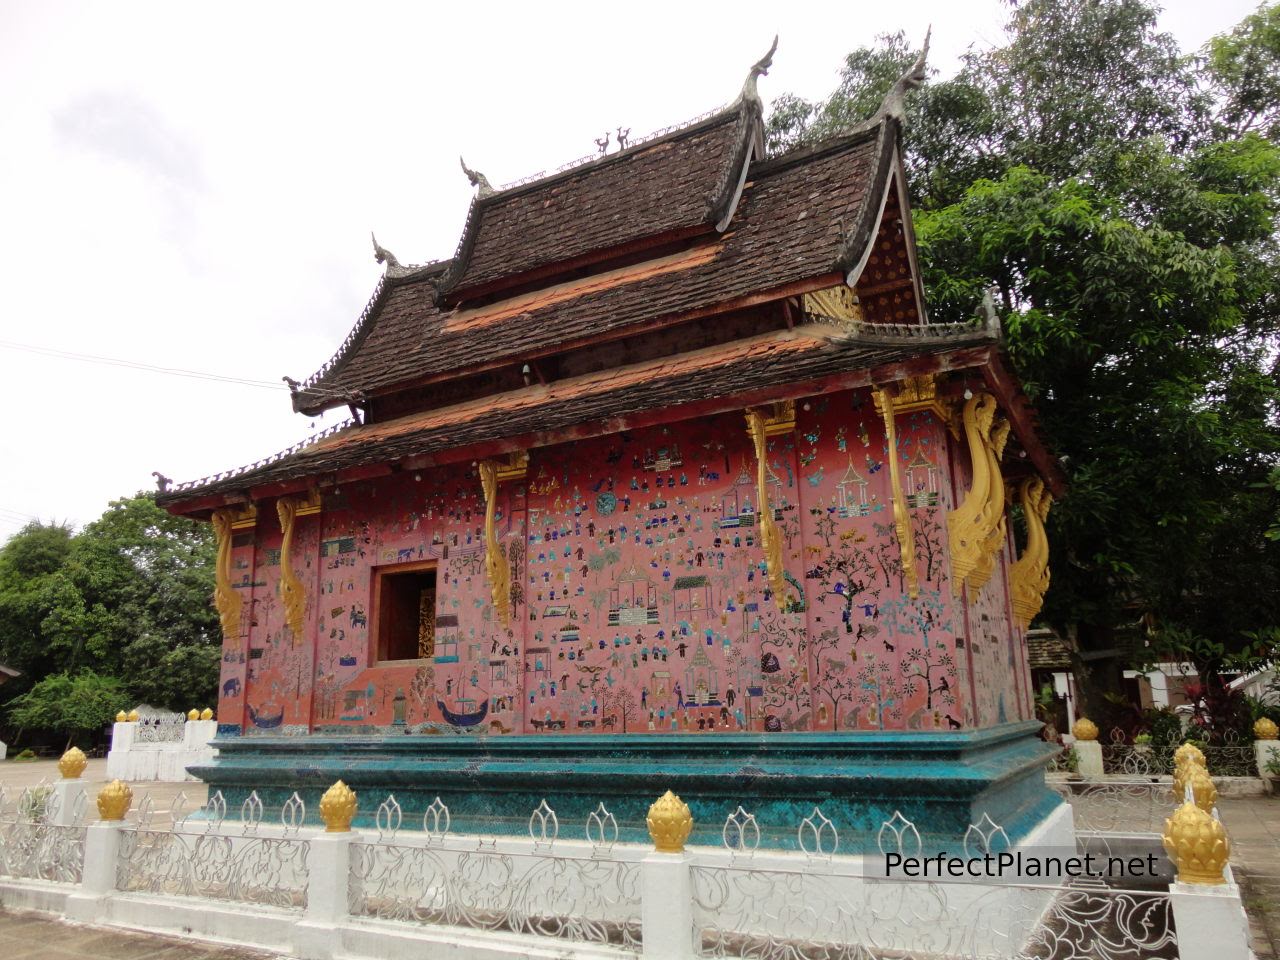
[217,386,1034,737]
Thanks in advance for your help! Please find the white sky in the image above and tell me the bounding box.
[0,0,1258,540]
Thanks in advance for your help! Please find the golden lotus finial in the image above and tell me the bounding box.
[319,780,358,832]
[646,790,693,853]
[200,707,214,721]
[96,780,133,821]
[1163,799,1229,885]
[187,708,200,721]
[1255,718,1278,741]
[1174,742,1206,769]
[1183,763,1218,813]
[1071,718,1098,742]
[58,746,88,780]
[126,709,139,722]
[115,710,128,723]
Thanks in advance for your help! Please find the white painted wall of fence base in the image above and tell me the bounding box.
[106,720,217,782]
[1255,740,1279,779]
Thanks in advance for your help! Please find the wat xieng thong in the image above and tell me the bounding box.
[157,40,1068,850]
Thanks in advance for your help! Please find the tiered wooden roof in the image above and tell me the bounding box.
[159,50,1062,515]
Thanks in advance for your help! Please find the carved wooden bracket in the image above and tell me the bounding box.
[209,509,243,641]
[1010,477,1052,628]
[872,384,919,600]
[744,406,791,612]
[276,496,307,647]
[478,451,527,627]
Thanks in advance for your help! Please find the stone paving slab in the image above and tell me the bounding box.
[1220,796,1280,960]
[0,909,294,959]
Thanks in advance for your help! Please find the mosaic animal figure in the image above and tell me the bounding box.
[222,677,242,697]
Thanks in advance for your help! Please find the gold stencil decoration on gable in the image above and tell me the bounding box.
[872,384,919,599]
[872,373,952,430]
[744,407,790,612]
[1009,477,1052,628]
[210,508,243,641]
[276,495,307,646]
[802,285,863,325]
[968,417,1011,593]
[947,393,997,594]
[479,451,527,627]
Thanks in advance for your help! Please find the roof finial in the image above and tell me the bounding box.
[459,156,494,197]
[877,27,930,121]
[371,232,400,269]
[740,35,778,104]
[595,132,611,154]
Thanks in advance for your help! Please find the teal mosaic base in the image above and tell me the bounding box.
[189,721,1060,853]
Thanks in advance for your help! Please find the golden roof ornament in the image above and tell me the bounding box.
[1175,742,1207,768]
[187,708,200,721]
[58,747,87,780]
[647,790,693,853]
[200,707,214,721]
[96,780,133,821]
[1071,718,1098,742]
[1163,799,1229,885]
[1255,718,1278,740]
[320,780,358,832]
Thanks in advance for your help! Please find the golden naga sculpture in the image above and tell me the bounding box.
[871,386,919,599]
[968,418,1011,592]
[947,393,997,594]
[647,789,694,853]
[1255,718,1278,740]
[744,407,790,611]
[1163,798,1229,885]
[1071,718,1098,741]
[210,508,244,641]
[1009,477,1052,629]
[96,780,133,821]
[276,495,306,646]
[58,747,87,779]
[319,780,358,832]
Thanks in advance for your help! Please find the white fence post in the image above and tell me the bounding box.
[293,830,357,960]
[50,780,85,828]
[1168,877,1252,960]
[641,850,694,960]
[64,821,124,922]
[1074,739,1104,778]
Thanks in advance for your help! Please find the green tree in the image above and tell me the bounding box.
[768,1,1280,713]
[0,495,219,733]
[8,671,125,750]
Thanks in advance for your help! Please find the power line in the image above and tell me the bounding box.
[0,339,287,391]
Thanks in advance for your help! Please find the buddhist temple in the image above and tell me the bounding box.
[158,40,1067,849]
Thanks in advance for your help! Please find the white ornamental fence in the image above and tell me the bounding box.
[0,778,1252,960]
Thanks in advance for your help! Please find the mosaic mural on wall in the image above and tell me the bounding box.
[216,387,1032,737]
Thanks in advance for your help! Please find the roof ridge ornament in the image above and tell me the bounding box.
[460,156,495,198]
[371,233,400,269]
[740,35,778,105]
[877,27,930,121]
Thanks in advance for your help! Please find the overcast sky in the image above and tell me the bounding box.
[0,0,1259,541]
